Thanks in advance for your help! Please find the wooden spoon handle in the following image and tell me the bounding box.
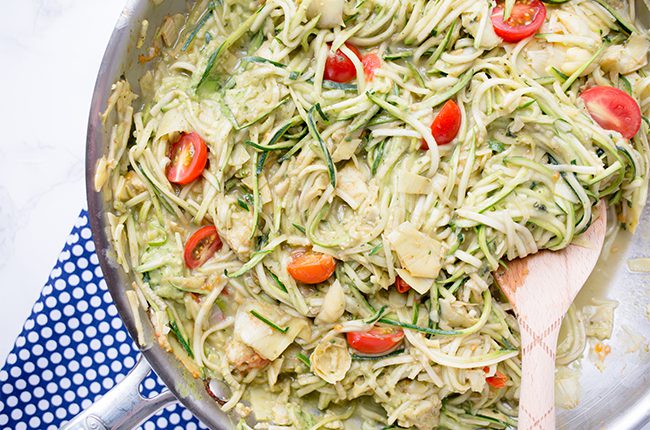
[517,317,562,430]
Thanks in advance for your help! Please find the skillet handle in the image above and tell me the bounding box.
[60,357,176,430]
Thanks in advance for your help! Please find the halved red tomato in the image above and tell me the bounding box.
[287,251,336,284]
[347,327,404,354]
[395,276,411,294]
[580,86,641,139]
[362,53,382,80]
[484,366,509,388]
[324,43,362,83]
[491,0,546,43]
[167,132,208,185]
[422,99,462,149]
[184,226,222,269]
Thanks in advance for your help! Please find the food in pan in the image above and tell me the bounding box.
[95,0,650,428]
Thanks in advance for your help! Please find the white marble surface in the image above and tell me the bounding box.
[0,1,126,363]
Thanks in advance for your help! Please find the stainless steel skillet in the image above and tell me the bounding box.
[66,0,650,428]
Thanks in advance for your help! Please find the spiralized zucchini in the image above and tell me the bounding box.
[96,0,650,428]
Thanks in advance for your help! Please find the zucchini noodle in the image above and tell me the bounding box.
[96,0,650,428]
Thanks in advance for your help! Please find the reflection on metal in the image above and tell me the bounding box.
[60,358,175,430]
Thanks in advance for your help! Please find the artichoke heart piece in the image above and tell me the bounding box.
[395,268,434,295]
[388,222,443,279]
[315,280,346,324]
[154,108,188,143]
[234,300,310,361]
[331,138,361,163]
[461,2,501,50]
[583,300,618,340]
[304,0,344,29]
[397,171,432,195]
[439,297,477,328]
[555,366,582,410]
[600,34,650,75]
[336,163,369,210]
[309,336,351,384]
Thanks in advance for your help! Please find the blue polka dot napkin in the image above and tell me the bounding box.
[0,210,208,430]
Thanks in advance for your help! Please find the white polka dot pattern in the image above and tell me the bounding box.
[0,211,208,430]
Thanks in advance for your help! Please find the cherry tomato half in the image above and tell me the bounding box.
[346,327,405,355]
[287,251,336,284]
[580,86,641,139]
[324,43,362,83]
[167,132,208,185]
[484,367,509,388]
[491,0,546,43]
[362,53,382,80]
[395,276,411,294]
[422,99,462,149]
[184,226,222,269]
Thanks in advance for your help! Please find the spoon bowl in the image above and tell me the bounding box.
[494,200,607,430]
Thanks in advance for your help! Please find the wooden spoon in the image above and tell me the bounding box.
[493,200,607,430]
